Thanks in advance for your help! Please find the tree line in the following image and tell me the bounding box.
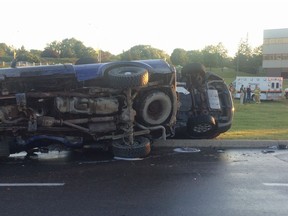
[0,37,262,73]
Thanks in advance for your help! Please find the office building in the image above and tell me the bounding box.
[263,28,288,78]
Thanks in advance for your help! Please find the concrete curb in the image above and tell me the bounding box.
[153,139,288,148]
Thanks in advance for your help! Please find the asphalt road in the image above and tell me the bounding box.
[1,142,288,216]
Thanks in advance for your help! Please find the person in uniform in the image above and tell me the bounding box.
[254,85,261,104]
[240,85,245,104]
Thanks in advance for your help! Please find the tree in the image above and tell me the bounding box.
[250,45,263,74]
[215,42,228,69]
[234,37,253,73]
[120,45,169,61]
[60,38,76,58]
[0,43,13,61]
[202,43,228,69]
[30,49,42,57]
[41,48,60,58]
[186,50,203,65]
[81,47,98,59]
[202,45,218,69]
[233,37,261,73]
[170,48,188,66]
[0,43,9,58]
[16,46,40,63]
[43,38,97,59]
[45,40,61,56]
[98,50,115,62]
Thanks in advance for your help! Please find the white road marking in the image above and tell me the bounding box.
[263,183,288,187]
[0,183,65,187]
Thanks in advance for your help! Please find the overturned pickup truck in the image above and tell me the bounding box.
[0,59,233,159]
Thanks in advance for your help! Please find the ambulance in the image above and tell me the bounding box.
[233,76,283,101]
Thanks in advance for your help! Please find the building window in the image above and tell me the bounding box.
[263,54,288,60]
[264,37,288,45]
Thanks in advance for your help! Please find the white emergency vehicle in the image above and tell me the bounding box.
[233,76,283,101]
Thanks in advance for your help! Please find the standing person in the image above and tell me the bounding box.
[254,85,261,104]
[240,85,245,104]
[243,87,247,103]
[229,83,236,99]
[246,85,252,103]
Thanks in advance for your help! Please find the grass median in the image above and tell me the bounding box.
[208,68,288,140]
[217,98,288,140]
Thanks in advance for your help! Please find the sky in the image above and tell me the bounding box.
[1,0,287,57]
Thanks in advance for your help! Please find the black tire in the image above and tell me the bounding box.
[186,115,217,138]
[205,132,221,139]
[0,136,11,159]
[181,63,206,87]
[112,137,151,158]
[135,90,173,126]
[108,66,149,89]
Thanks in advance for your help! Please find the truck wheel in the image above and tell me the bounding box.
[186,115,217,138]
[108,66,149,89]
[0,136,11,160]
[181,63,206,87]
[135,90,173,126]
[112,137,151,158]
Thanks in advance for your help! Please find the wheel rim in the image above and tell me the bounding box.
[147,100,163,120]
[140,91,172,125]
[193,123,213,133]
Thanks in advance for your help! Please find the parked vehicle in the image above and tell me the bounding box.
[233,76,283,101]
[0,60,233,159]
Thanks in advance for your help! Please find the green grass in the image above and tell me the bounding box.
[217,99,288,140]
[209,67,288,140]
